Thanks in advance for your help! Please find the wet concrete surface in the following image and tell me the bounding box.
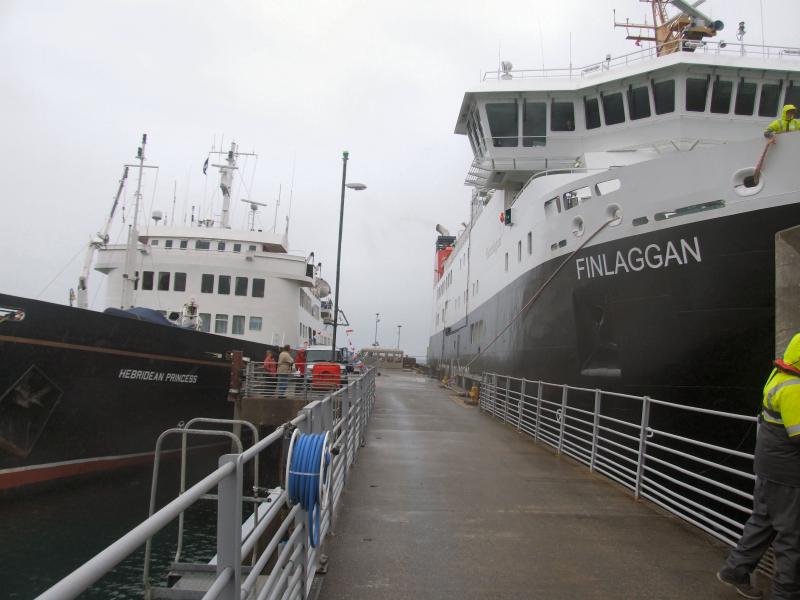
[317,370,768,600]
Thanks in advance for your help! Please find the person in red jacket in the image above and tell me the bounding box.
[263,350,277,396]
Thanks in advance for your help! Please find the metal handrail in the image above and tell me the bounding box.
[36,367,378,600]
[479,371,759,551]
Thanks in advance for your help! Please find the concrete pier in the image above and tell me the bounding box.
[317,370,765,600]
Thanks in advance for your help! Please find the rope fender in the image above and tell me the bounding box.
[285,430,332,547]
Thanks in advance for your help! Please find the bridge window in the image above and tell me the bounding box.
[142,271,154,291]
[759,83,782,117]
[218,275,231,295]
[235,277,248,296]
[215,314,228,334]
[472,108,487,154]
[786,83,800,108]
[523,100,546,146]
[201,274,214,293]
[734,81,757,115]
[252,278,265,298]
[686,77,709,112]
[710,79,733,114]
[174,272,186,292]
[652,80,675,114]
[232,315,245,335]
[627,86,651,120]
[157,271,170,291]
[601,92,625,125]
[584,97,601,129]
[486,101,518,147]
[551,101,575,131]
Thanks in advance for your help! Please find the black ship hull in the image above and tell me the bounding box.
[429,202,800,415]
[0,294,270,492]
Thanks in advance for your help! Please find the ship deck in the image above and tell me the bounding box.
[317,370,755,599]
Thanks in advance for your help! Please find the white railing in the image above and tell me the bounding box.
[483,39,800,82]
[479,373,761,552]
[36,368,377,600]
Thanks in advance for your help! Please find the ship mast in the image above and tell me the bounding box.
[120,134,158,308]
[615,0,723,56]
[208,141,256,229]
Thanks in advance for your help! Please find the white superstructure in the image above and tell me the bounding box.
[86,139,332,348]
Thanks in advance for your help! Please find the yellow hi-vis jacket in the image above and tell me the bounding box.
[762,333,800,437]
[764,104,800,136]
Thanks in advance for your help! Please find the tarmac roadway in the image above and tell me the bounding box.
[316,369,770,600]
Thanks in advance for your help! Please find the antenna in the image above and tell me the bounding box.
[171,180,177,226]
[286,154,296,238]
[273,184,282,232]
[240,198,267,231]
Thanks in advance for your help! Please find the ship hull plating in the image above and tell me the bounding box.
[0,293,270,492]
[428,202,800,413]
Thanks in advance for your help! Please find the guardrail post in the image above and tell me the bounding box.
[635,396,651,500]
[341,382,351,469]
[518,379,526,431]
[557,385,568,455]
[503,377,510,423]
[216,455,242,600]
[492,373,497,413]
[590,389,601,472]
[534,381,542,442]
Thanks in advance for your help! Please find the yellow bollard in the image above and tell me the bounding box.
[469,385,479,402]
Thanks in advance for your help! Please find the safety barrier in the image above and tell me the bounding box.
[478,373,766,559]
[36,368,377,600]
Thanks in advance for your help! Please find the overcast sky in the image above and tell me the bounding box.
[0,0,793,359]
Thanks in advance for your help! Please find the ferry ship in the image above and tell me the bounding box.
[0,136,333,492]
[428,1,800,414]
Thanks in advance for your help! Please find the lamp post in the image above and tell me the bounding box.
[331,150,366,361]
[373,313,380,346]
[396,325,402,349]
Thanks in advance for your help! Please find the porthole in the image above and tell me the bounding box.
[571,216,585,237]
[733,167,764,197]
[605,203,623,226]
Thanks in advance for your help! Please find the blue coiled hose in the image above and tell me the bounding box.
[287,432,330,547]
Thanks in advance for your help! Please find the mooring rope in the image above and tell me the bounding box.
[286,431,331,547]
[465,215,617,369]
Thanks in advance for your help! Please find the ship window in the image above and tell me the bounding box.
[627,86,651,120]
[179,240,188,249]
[517,241,522,262]
[735,81,757,115]
[652,80,675,114]
[249,245,257,251]
[654,199,725,221]
[218,275,231,295]
[157,271,170,291]
[544,196,561,217]
[165,239,173,249]
[632,216,649,226]
[215,314,228,334]
[522,101,546,146]
[472,107,487,154]
[199,313,211,332]
[504,252,509,272]
[201,274,214,293]
[232,315,245,335]
[550,101,575,131]
[710,79,733,114]
[233,243,242,253]
[235,277,248,296]
[527,232,532,255]
[786,83,800,109]
[601,92,625,125]
[142,271,154,290]
[685,77,709,111]
[249,316,262,331]
[759,83,782,117]
[595,179,621,196]
[564,186,591,210]
[217,241,226,251]
[195,240,211,250]
[584,97,601,129]
[150,239,159,246]
[252,278,265,298]
[486,101,519,147]
[174,272,186,292]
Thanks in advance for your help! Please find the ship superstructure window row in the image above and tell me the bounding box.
[477,77,799,148]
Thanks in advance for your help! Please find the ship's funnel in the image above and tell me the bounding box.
[435,224,451,236]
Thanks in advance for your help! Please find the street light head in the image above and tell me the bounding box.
[345,183,367,191]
